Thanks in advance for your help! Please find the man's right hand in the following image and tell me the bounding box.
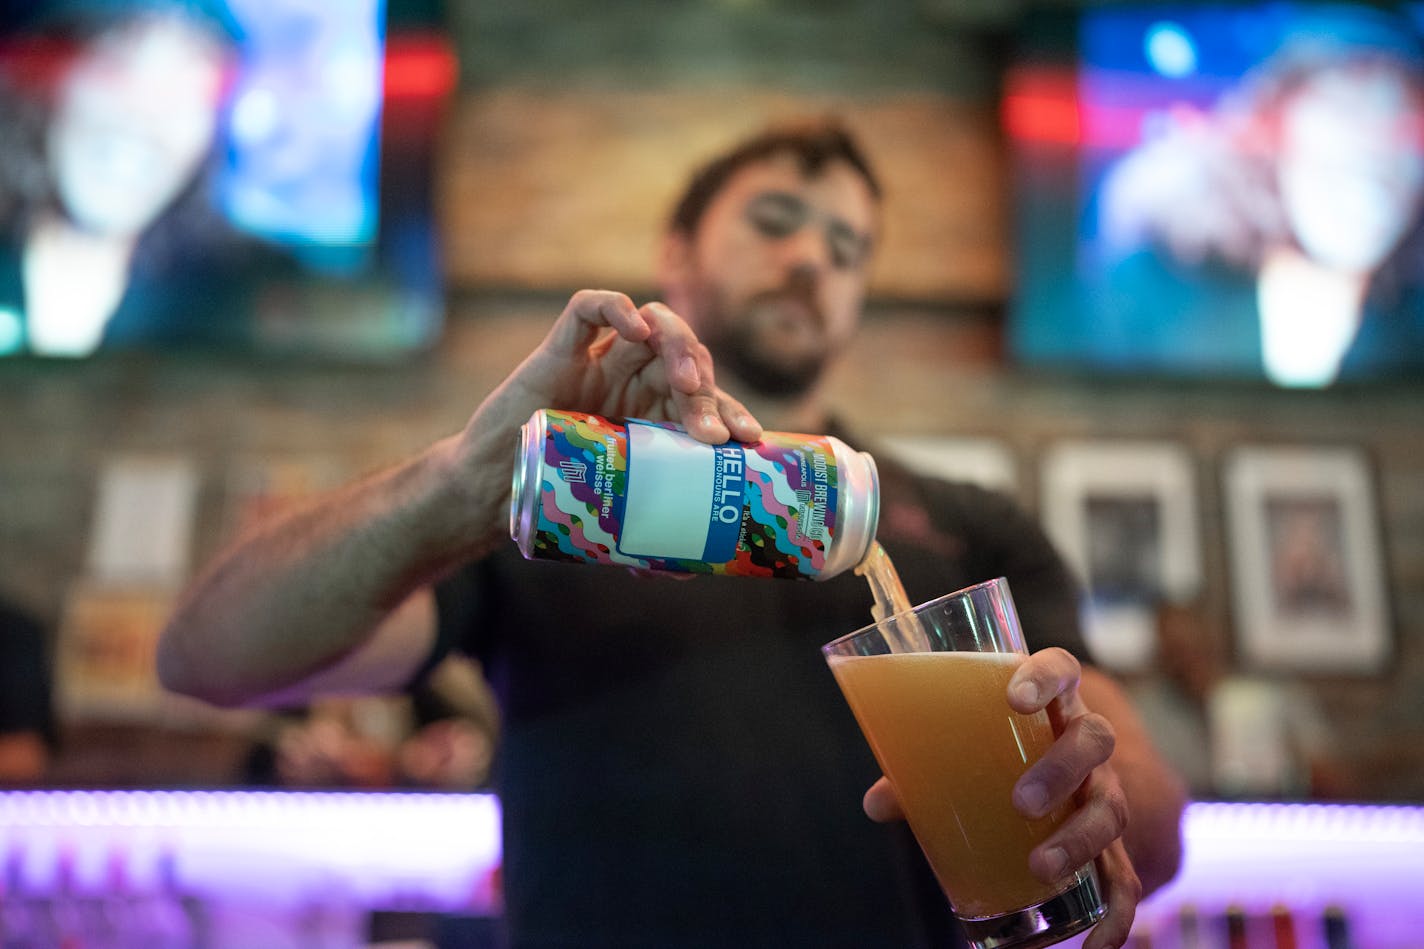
[476,289,760,440]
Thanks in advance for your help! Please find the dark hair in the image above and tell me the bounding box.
[667,119,883,237]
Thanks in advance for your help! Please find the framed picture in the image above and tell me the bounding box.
[85,454,200,587]
[55,582,178,723]
[878,435,1019,496]
[1040,441,1202,671]
[1223,446,1390,674]
[55,581,263,730]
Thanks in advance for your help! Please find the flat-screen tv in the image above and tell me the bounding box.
[0,0,452,361]
[1005,1,1424,388]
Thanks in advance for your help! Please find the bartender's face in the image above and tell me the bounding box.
[661,152,879,397]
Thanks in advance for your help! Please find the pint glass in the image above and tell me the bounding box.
[822,577,1106,949]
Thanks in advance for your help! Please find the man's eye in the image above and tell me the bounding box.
[746,197,807,238]
[827,224,866,269]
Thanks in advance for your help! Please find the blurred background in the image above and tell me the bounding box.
[0,0,1422,943]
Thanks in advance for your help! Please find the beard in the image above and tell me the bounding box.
[692,277,833,399]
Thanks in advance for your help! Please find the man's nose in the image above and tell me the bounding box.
[783,263,821,306]
[780,223,832,272]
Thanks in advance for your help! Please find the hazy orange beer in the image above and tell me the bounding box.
[822,577,1105,949]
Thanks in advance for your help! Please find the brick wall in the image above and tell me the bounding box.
[2,5,1421,796]
[5,291,1418,795]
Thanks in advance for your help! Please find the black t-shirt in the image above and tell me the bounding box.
[432,448,1088,949]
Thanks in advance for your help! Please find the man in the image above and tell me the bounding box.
[160,121,1185,948]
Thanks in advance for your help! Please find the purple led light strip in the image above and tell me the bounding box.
[5,792,1419,843]
[1137,801,1424,949]
[1,790,503,912]
[0,788,501,829]
[3,794,1423,943]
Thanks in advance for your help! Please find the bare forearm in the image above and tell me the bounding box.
[158,290,758,708]
[158,434,504,706]
[1080,667,1188,895]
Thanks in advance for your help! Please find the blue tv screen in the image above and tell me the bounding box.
[0,0,452,361]
[1006,2,1424,388]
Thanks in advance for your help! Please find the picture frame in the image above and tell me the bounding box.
[85,454,200,587]
[1223,446,1391,674]
[55,581,180,723]
[1039,441,1202,671]
[54,580,263,730]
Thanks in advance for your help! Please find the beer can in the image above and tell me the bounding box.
[509,408,879,580]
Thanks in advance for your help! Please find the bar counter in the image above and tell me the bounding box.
[2,792,1420,948]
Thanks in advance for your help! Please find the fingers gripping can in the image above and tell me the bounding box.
[509,409,880,580]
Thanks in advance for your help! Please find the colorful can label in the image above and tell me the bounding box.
[509,409,879,580]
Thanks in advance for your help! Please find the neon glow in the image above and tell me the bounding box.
[1145,22,1197,79]
[3,795,1422,946]
[1136,802,1424,949]
[384,36,459,100]
[1002,67,1081,146]
[0,790,502,912]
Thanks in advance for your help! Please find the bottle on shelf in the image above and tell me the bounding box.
[1178,904,1205,949]
[1225,905,1249,949]
[1269,903,1297,949]
[1322,905,1353,949]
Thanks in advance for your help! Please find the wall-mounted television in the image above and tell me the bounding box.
[1005,2,1424,388]
[0,0,453,361]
